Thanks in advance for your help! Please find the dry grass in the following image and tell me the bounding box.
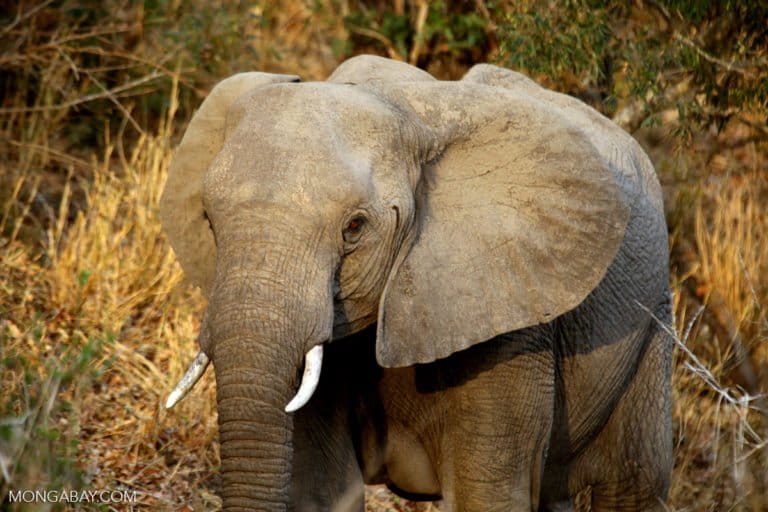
[666,166,768,511]
[1,2,767,511]
[692,172,767,368]
[1,82,217,509]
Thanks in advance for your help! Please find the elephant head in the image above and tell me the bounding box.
[160,56,629,510]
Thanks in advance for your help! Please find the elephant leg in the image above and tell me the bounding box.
[576,316,673,512]
[291,403,365,511]
[438,336,555,512]
[290,402,364,511]
[290,342,366,512]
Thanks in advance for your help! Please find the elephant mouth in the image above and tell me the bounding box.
[165,344,325,413]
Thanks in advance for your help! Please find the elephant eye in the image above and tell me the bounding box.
[343,215,366,244]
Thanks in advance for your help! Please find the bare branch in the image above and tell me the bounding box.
[408,0,429,65]
[736,115,768,139]
[0,0,55,37]
[674,33,760,78]
[83,69,143,134]
[5,140,92,170]
[0,71,164,114]
[347,26,403,61]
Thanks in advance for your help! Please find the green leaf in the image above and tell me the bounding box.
[78,269,91,286]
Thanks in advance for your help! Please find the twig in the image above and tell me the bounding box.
[674,33,759,79]
[0,71,164,114]
[474,0,495,28]
[737,250,762,313]
[638,300,747,409]
[10,174,41,244]
[408,0,429,65]
[646,0,672,25]
[5,139,92,170]
[681,304,705,345]
[612,76,691,133]
[347,26,403,61]
[56,46,80,80]
[736,115,768,139]
[0,0,55,36]
[735,436,768,463]
[47,45,199,95]
[83,69,143,134]
[46,25,133,45]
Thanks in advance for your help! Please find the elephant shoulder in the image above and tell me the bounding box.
[462,63,540,91]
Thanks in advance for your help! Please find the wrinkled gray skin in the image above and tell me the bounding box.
[160,55,672,511]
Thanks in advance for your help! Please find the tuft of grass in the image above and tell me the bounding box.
[692,172,767,364]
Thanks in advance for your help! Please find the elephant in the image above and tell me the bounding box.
[160,55,673,512]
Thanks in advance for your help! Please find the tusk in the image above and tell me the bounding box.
[285,345,323,413]
[165,351,210,409]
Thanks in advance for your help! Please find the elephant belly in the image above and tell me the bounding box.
[359,417,440,497]
[352,364,443,498]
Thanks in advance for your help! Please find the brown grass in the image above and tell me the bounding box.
[1,2,767,511]
[1,82,215,508]
[666,166,768,511]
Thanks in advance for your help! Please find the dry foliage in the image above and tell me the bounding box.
[665,162,768,511]
[1,1,767,511]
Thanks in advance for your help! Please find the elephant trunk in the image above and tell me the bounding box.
[207,230,334,511]
[214,331,294,511]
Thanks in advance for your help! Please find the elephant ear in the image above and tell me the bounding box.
[160,72,299,297]
[375,79,632,367]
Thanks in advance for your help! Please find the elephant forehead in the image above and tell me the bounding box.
[205,135,373,215]
[235,82,403,143]
[204,85,403,215]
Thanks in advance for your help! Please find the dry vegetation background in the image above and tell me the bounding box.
[1,1,766,510]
